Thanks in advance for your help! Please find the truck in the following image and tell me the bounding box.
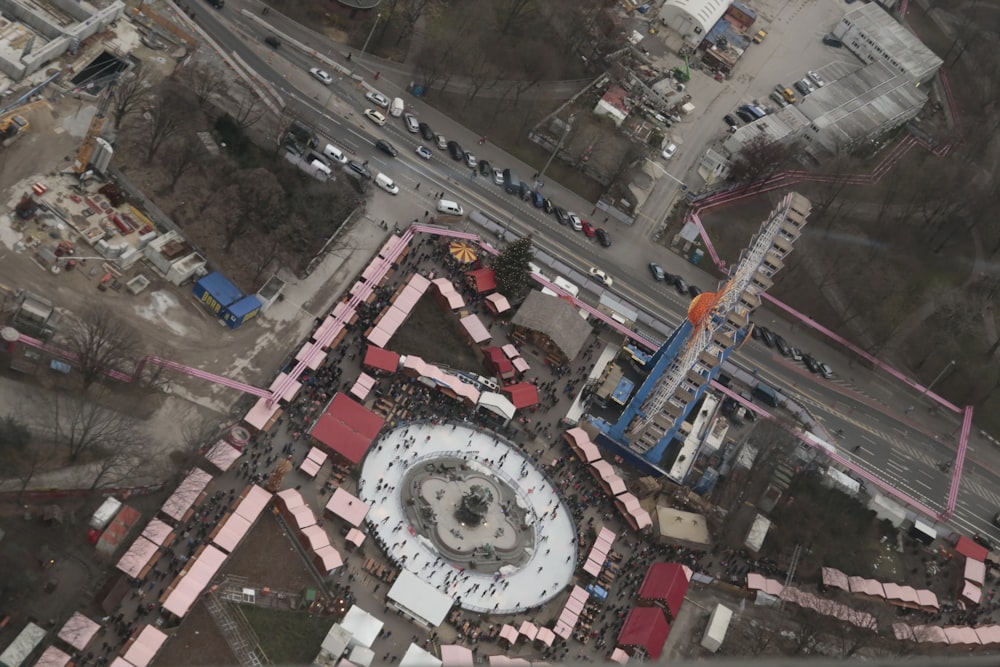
[700,603,733,652]
[89,497,123,531]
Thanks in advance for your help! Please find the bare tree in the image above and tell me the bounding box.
[51,390,139,464]
[142,89,185,164]
[202,167,286,251]
[182,62,228,106]
[233,87,267,130]
[111,69,150,130]
[729,134,791,184]
[0,413,42,502]
[65,307,138,389]
[495,0,536,35]
[162,134,206,191]
[396,0,433,45]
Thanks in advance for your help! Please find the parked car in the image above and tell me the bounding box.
[264,35,281,48]
[435,134,448,150]
[774,335,791,356]
[802,354,821,374]
[789,347,803,361]
[554,207,570,225]
[463,151,477,168]
[518,181,532,201]
[794,79,814,96]
[542,198,555,214]
[596,228,612,247]
[403,113,420,133]
[309,67,333,85]
[736,109,755,123]
[415,145,433,160]
[581,221,596,237]
[492,168,504,185]
[365,91,390,108]
[673,276,688,294]
[661,143,677,159]
[567,213,583,231]
[724,114,739,131]
[363,109,386,126]
[775,85,797,104]
[752,29,767,44]
[478,160,492,177]
[588,268,613,287]
[346,160,371,179]
[687,285,702,297]
[822,34,843,48]
[447,140,464,160]
[374,139,397,157]
[818,362,834,379]
[649,262,665,281]
[973,533,994,550]
[808,70,826,87]
[769,92,788,108]
[419,122,435,140]
[759,327,775,347]
[529,191,545,208]
[751,326,763,340]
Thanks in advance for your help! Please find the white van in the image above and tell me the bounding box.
[390,97,405,117]
[322,143,348,164]
[436,199,464,216]
[375,173,399,195]
[310,159,332,177]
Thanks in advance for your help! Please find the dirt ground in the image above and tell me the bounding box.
[220,512,322,592]
[387,294,483,372]
[155,600,236,667]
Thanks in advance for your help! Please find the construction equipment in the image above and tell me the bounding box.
[0,99,49,143]
[72,78,118,174]
[672,54,691,83]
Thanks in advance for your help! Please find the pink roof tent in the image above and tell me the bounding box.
[363,345,400,373]
[439,645,474,667]
[534,627,556,647]
[204,440,241,472]
[35,646,71,667]
[160,545,228,618]
[350,373,377,401]
[609,648,630,664]
[965,558,986,585]
[821,567,850,592]
[346,528,366,547]
[518,620,538,641]
[485,292,511,314]
[160,467,213,523]
[325,487,372,527]
[310,393,386,464]
[300,447,329,478]
[122,625,168,667]
[58,612,101,651]
[460,314,491,344]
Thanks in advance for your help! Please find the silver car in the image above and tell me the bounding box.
[309,67,333,85]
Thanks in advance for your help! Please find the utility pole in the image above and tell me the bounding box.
[539,113,575,180]
[360,13,382,62]
[921,359,955,402]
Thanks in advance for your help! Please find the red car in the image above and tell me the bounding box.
[581,221,596,237]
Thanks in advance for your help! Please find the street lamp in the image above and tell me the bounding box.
[539,113,575,180]
[921,359,955,401]
[645,158,688,190]
[359,13,382,62]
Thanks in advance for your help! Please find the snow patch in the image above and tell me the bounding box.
[133,291,189,336]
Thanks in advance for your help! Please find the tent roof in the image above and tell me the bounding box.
[400,643,442,667]
[363,345,400,372]
[637,563,689,617]
[616,607,670,659]
[955,536,989,562]
[387,570,455,627]
[326,487,372,527]
[511,291,591,361]
[122,625,168,667]
[341,606,384,648]
[310,394,386,464]
[478,392,516,420]
[483,347,513,373]
[503,383,539,409]
[57,612,101,651]
[466,268,497,292]
[439,645,474,667]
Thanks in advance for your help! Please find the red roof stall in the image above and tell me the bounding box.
[638,562,690,621]
[503,383,539,409]
[309,393,386,464]
[466,268,497,294]
[616,607,671,660]
[482,347,514,378]
[954,536,989,563]
[363,345,400,373]
[97,505,143,556]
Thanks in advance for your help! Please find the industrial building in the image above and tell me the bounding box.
[657,0,730,41]
[0,0,125,81]
[832,2,943,85]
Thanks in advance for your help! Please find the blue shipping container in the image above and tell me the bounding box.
[193,272,243,316]
[222,295,262,329]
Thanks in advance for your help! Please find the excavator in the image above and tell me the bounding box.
[0,99,50,144]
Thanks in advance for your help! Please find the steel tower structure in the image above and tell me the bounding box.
[608,192,811,470]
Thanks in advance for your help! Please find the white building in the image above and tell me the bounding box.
[832,3,942,84]
[658,0,729,40]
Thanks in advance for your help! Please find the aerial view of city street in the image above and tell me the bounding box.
[2,0,1000,664]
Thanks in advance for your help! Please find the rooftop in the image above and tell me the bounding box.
[841,3,942,80]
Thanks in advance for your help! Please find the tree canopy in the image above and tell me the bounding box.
[490,235,534,298]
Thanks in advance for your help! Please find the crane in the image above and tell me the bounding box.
[72,78,118,174]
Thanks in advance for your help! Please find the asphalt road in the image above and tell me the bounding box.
[193,0,1000,545]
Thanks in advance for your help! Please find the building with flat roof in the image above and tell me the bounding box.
[832,2,942,84]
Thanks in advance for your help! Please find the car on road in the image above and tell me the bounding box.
[673,275,688,294]
[374,139,397,157]
[375,173,399,195]
[529,191,545,208]
[415,145,433,160]
[447,140,464,160]
[581,221,596,237]
[818,362,834,379]
[363,108,386,126]
[774,335,791,356]
[596,228,611,247]
[264,35,281,49]
[554,207,570,225]
[463,151,477,168]
[346,160,371,180]
[365,91,390,108]
[478,160,491,177]
[588,268,613,287]
[661,143,677,159]
[542,198,554,214]
[403,113,420,133]
[567,213,583,231]
[309,68,333,85]
[724,114,739,131]
[688,285,702,297]
[419,122,435,140]
[808,70,826,88]
[649,262,665,281]
[822,34,843,48]
[802,354,821,374]
[752,29,767,44]
[492,168,504,185]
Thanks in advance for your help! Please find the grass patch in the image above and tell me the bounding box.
[238,605,332,665]
[389,294,482,372]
